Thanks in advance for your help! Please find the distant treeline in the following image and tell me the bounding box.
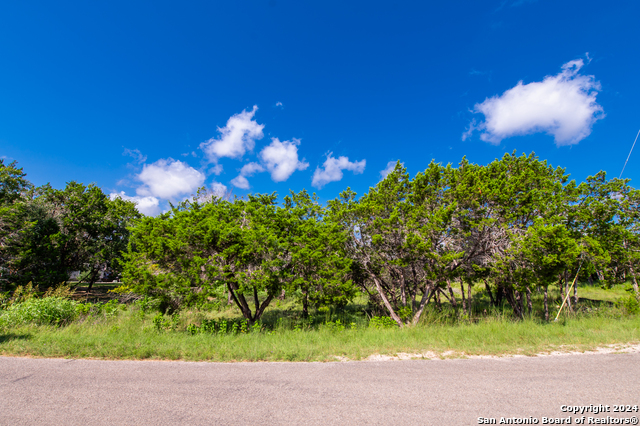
[1,152,639,326]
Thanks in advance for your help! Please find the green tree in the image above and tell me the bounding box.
[1,178,139,290]
[0,159,32,206]
[44,183,140,288]
[282,190,355,317]
[123,194,286,322]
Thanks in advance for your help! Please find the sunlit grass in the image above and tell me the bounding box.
[1,302,638,362]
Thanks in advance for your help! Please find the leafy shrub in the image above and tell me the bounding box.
[1,282,38,309]
[74,299,126,318]
[43,283,75,299]
[0,297,78,329]
[369,316,398,329]
[75,302,98,316]
[397,306,412,321]
[617,295,640,315]
[136,296,161,314]
[185,318,260,335]
[152,313,181,332]
[323,319,346,332]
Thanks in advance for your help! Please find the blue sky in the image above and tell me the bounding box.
[1,0,638,214]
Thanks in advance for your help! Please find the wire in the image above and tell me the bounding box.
[619,129,640,179]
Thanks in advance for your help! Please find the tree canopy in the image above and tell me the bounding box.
[1,153,639,325]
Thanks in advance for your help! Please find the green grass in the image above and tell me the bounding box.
[0,281,638,362]
[576,282,630,303]
[0,304,638,362]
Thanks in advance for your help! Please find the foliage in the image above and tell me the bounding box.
[0,159,32,207]
[2,152,640,328]
[123,190,357,323]
[282,190,356,316]
[1,295,638,362]
[0,296,78,329]
[617,292,640,315]
[185,318,262,335]
[369,316,398,329]
[0,173,139,291]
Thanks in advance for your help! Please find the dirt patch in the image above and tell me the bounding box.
[342,343,640,362]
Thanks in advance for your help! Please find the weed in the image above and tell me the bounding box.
[0,297,77,329]
[324,319,346,332]
[152,313,169,332]
[617,295,640,315]
[369,316,398,329]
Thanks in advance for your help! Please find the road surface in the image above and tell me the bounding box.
[1,353,639,425]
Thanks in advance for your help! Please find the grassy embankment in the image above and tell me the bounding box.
[0,282,638,362]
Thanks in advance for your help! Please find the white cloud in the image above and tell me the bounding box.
[464,58,604,146]
[239,162,265,175]
[230,175,250,189]
[312,153,366,189]
[110,191,160,216]
[259,138,309,182]
[123,148,147,164]
[136,158,205,199]
[200,106,264,162]
[229,137,309,189]
[230,162,264,189]
[211,182,228,198]
[275,101,283,108]
[209,164,224,176]
[380,161,403,179]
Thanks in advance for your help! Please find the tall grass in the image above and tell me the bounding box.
[1,299,638,362]
[0,297,78,328]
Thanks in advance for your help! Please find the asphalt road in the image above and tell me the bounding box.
[1,353,639,425]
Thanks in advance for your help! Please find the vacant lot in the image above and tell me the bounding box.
[1,282,638,362]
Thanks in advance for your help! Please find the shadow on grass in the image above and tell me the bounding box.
[578,298,615,307]
[0,333,31,344]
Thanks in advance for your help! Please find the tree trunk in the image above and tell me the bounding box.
[504,288,523,320]
[227,282,252,320]
[411,286,434,326]
[446,280,458,309]
[302,290,309,318]
[411,266,419,312]
[526,287,532,317]
[227,283,275,326]
[399,268,407,307]
[496,284,504,306]
[254,294,275,324]
[467,281,472,318]
[253,286,260,317]
[564,270,572,312]
[460,281,467,315]
[629,264,640,300]
[572,277,579,306]
[544,287,549,321]
[87,267,100,291]
[484,280,495,306]
[371,275,404,327]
